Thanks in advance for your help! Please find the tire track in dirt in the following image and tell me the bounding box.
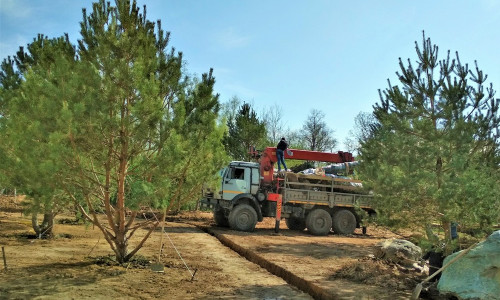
[195,224,338,300]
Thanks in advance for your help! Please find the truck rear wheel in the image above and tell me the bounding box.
[213,205,229,227]
[228,204,257,232]
[285,217,306,231]
[305,209,332,236]
[332,209,357,234]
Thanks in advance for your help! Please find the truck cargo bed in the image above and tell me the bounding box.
[282,172,373,209]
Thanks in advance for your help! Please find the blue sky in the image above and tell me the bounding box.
[1,0,499,150]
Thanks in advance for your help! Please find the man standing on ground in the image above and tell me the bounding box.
[276,137,288,172]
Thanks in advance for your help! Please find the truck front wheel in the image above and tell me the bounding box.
[305,209,332,236]
[213,205,229,227]
[332,209,357,235]
[285,217,306,231]
[228,204,257,232]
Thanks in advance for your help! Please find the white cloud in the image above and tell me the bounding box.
[215,27,251,49]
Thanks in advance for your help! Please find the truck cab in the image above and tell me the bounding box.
[220,161,261,201]
[204,161,266,231]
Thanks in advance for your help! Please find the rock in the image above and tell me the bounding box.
[438,230,500,300]
[374,239,422,266]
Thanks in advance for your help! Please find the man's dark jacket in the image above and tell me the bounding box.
[277,140,287,151]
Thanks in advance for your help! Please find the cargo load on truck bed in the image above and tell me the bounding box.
[282,172,372,209]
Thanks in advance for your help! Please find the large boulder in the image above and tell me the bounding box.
[438,230,500,300]
[374,239,422,266]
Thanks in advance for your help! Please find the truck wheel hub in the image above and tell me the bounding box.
[237,213,250,224]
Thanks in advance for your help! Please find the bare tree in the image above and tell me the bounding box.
[221,96,241,123]
[301,109,337,151]
[284,129,304,149]
[344,111,378,154]
[261,103,285,144]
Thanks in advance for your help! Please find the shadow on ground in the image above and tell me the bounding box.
[0,261,112,299]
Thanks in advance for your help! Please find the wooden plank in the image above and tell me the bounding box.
[292,173,328,181]
[285,182,332,188]
[332,185,361,192]
[332,178,363,184]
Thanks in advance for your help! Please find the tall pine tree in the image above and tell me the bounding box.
[1,0,227,262]
[359,32,500,252]
[66,0,226,262]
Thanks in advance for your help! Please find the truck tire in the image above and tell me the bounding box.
[228,204,257,232]
[305,209,332,236]
[285,217,306,231]
[332,209,357,235]
[213,205,229,227]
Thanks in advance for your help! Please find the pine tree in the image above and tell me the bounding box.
[359,32,500,252]
[163,69,228,212]
[1,0,227,262]
[0,34,77,237]
[223,102,267,160]
[62,0,226,262]
[0,57,19,192]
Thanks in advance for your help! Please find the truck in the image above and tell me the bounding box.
[201,147,375,236]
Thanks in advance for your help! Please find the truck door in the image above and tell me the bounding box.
[222,166,249,200]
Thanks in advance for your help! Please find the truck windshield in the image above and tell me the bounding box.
[220,168,227,179]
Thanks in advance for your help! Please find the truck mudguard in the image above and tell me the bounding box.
[231,193,263,222]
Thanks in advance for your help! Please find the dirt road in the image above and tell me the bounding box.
[0,196,423,299]
[207,220,414,299]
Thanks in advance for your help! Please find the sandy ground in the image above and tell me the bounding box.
[0,196,426,299]
[211,220,417,299]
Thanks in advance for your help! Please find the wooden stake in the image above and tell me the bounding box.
[2,246,7,270]
[158,208,167,262]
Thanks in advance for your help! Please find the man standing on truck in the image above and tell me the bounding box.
[276,137,288,172]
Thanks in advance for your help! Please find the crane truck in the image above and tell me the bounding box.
[201,147,375,236]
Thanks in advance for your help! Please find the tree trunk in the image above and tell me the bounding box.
[31,212,54,238]
[114,236,128,264]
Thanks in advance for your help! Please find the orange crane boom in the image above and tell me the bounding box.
[252,147,355,185]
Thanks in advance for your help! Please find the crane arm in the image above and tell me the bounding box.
[254,147,355,186]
